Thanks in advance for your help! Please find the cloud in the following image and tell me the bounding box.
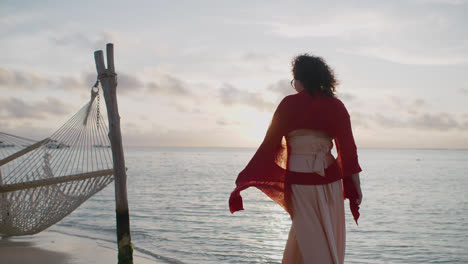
[263,9,388,39]
[325,7,468,66]
[0,97,72,119]
[215,118,245,127]
[268,18,383,39]
[219,83,275,112]
[337,92,357,102]
[373,113,407,128]
[349,111,370,128]
[81,71,146,95]
[146,74,191,96]
[347,46,468,66]
[0,67,91,92]
[0,120,11,131]
[387,95,403,107]
[0,11,50,39]
[83,71,146,95]
[369,111,464,131]
[412,98,426,108]
[0,67,146,96]
[0,123,54,141]
[242,52,273,62]
[57,75,90,91]
[416,0,468,5]
[116,73,145,94]
[384,95,428,114]
[347,94,464,131]
[458,88,468,95]
[251,7,468,66]
[267,79,294,98]
[216,119,228,126]
[406,98,428,115]
[0,66,193,111]
[409,112,460,130]
[167,102,191,113]
[50,32,93,48]
[461,118,468,129]
[50,31,119,50]
[0,67,53,90]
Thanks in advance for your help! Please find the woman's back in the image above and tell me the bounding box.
[287,129,335,175]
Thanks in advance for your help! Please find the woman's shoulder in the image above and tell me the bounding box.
[316,95,350,117]
[328,96,346,107]
[277,93,297,106]
[278,92,348,111]
[329,96,350,117]
[311,93,345,106]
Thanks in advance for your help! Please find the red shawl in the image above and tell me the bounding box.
[229,90,362,224]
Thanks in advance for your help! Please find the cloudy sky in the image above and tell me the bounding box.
[1,0,468,149]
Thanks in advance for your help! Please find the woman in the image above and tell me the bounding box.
[229,54,362,264]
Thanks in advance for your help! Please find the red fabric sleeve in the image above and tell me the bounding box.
[230,98,292,215]
[333,100,362,178]
[333,99,362,224]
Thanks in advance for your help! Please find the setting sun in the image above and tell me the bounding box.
[235,108,272,146]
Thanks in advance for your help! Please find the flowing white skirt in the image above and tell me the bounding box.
[282,181,345,264]
[282,131,346,263]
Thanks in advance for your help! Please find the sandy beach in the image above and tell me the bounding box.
[0,230,159,264]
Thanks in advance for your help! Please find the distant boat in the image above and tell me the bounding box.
[0,141,15,148]
[45,140,70,149]
[94,144,111,148]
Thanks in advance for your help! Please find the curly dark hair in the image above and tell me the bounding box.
[291,54,338,97]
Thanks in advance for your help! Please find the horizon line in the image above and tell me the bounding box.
[122,145,468,151]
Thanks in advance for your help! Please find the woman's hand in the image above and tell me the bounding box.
[351,173,362,205]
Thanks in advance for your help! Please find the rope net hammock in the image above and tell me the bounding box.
[0,85,114,236]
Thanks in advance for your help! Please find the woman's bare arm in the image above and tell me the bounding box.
[351,173,362,205]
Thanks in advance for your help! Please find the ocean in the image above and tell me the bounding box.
[49,147,468,263]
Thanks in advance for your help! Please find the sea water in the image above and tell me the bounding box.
[51,147,468,263]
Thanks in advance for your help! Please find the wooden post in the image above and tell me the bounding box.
[94,43,133,264]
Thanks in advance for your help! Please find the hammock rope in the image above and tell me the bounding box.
[0,84,115,236]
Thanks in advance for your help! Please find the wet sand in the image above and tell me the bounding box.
[0,230,158,264]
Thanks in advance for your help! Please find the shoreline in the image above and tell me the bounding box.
[0,229,159,264]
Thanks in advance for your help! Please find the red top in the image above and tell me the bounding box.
[229,90,362,224]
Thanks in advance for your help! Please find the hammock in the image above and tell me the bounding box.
[0,86,114,236]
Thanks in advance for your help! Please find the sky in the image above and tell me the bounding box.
[1,0,468,149]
